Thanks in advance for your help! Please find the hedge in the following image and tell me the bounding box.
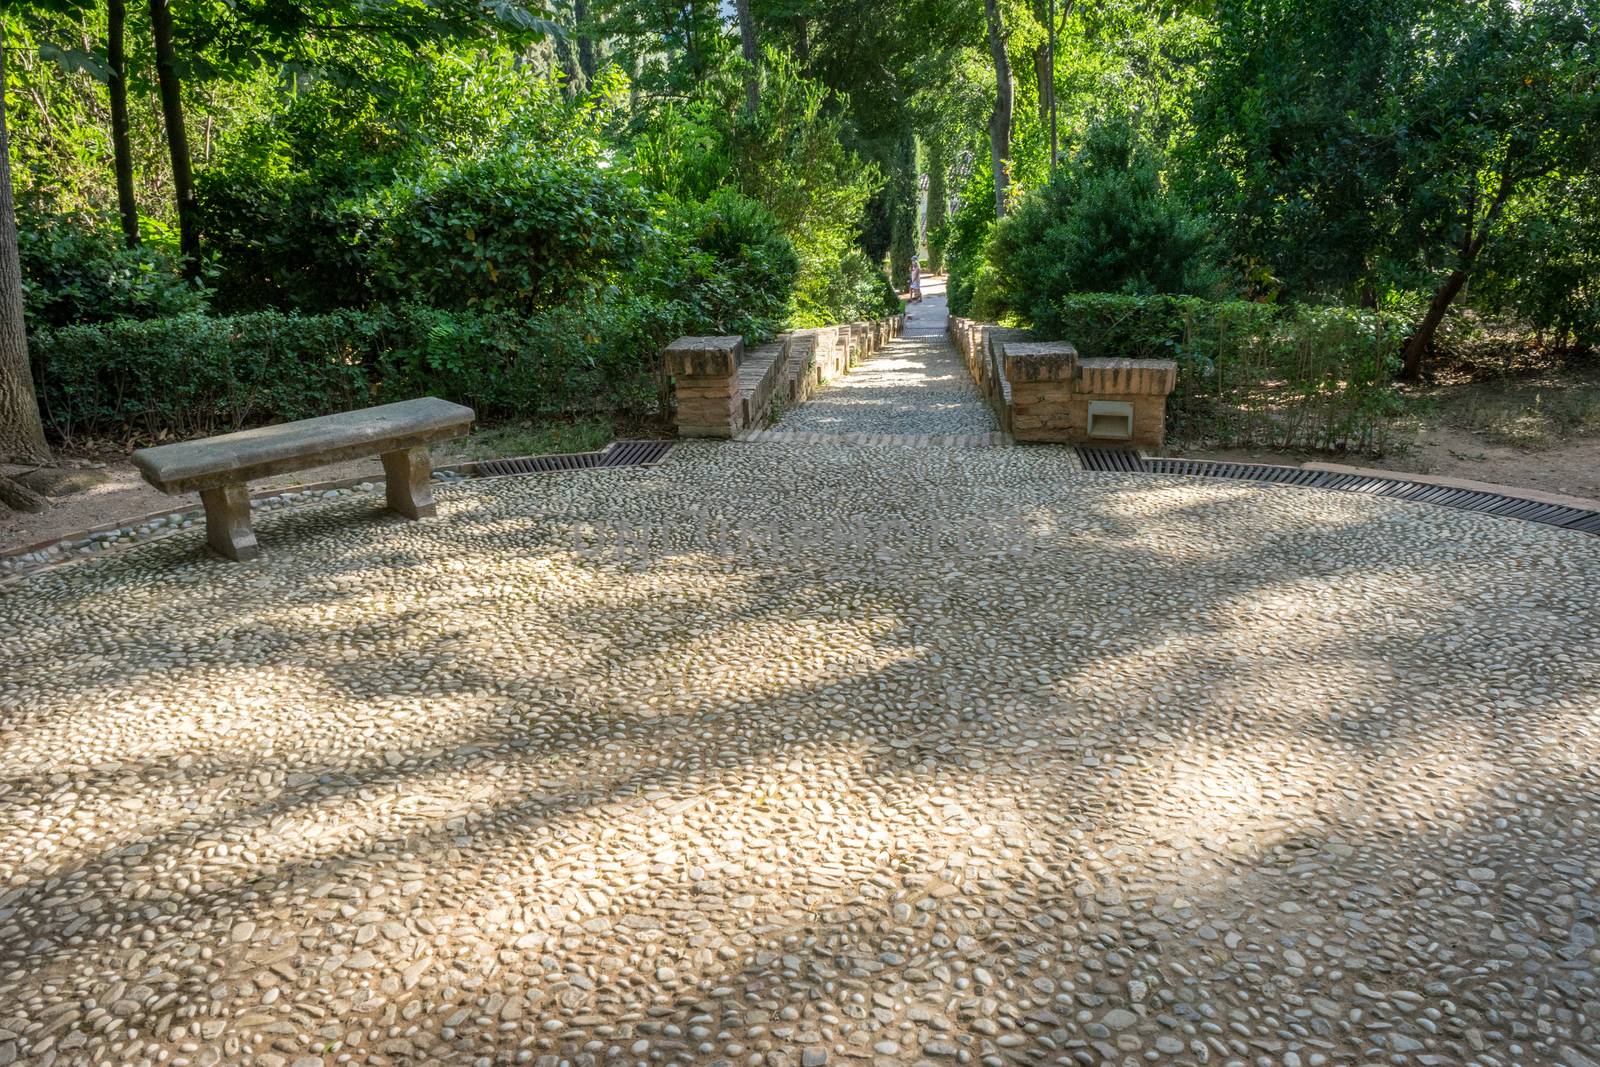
[30,301,665,443]
[1047,293,1406,452]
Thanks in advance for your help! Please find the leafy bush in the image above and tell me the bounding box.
[195,170,386,313]
[1473,172,1600,353]
[17,207,208,330]
[794,250,901,328]
[30,302,666,444]
[944,168,996,318]
[984,119,1224,324]
[375,147,651,315]
[651,189,800,343]
[1049,293,1405,452]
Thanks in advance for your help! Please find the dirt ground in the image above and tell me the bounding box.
[1185,424,1600,506]
[1184,362,1600,507]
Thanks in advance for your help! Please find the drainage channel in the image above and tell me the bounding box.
[472,439,674,477]
[1075,447,1600,536]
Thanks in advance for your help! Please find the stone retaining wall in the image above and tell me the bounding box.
[665,314,904,438]
[949,316,1176,449]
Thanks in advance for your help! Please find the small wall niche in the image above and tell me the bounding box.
[1087,400,1134,440]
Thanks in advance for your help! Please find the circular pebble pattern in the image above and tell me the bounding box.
[2,439,1599,1067]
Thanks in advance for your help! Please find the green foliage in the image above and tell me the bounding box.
[944,166,995,318]
[732,50,882,328]
[1190,0,1600,312]
[796,250,902,328]
[1050,293,1406,451]
[17,206,207,330]
[368,301,661,416]
[375,148,651,315]
[925,140,948,274]
[31,310,373,442]
[195,171,386,313]
[1473,173,1600,353]
[651,189,800,342]
[983,119,1225,325]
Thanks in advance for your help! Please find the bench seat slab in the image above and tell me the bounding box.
[132,398,473,494]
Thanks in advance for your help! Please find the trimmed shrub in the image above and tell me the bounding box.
[1050,293,1405,452]
[30,303,664,444]
[31,311,373,442]
[375,148,651,314]
[367,300,662,418]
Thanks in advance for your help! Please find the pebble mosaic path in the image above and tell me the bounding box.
[3,435,1600,1067]
[772,280,998,439]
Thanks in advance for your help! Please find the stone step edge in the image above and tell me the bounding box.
[732,430,1014,449]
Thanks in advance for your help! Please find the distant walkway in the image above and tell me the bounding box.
[773,276,1000,437]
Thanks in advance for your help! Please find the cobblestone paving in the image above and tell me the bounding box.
[775,283,997,439]
[3,441,1600,1067]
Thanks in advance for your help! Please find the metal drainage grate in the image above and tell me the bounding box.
[1075,448,1600,535]
[1074,446,1146,473]
[473,439,673,478]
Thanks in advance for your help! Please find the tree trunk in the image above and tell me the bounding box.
[149,0,199,275]
[1033,42,1051,129]
[575,0,596,81]
[108,0,139,247]
[0,42,51,466]
[1400,164,1517,379]
[1400,267,1469,379]
[983,0,1013,218]
[794,16,809,65]
[554,23,584,97]
[735,0,759,114]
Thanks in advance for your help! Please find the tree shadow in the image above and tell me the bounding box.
[1,460,1597,1063]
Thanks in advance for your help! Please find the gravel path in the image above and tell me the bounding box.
[3,440,1600,1067]
[775,279,998,438]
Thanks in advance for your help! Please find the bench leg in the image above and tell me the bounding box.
[199,484,258,561]
[382,446,436,520]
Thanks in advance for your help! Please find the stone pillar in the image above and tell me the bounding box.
[1005,343,1083,444]
[666,336,744,438]
[382,446,437,520]
[1004,342,1177,448]
[1076,359,1179,450]
[199,484,258,562]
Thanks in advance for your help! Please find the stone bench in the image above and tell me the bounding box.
[131,397,475,561]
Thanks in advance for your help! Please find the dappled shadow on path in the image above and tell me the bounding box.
[1,444,1598,1064]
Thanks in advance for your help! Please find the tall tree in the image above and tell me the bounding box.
[107,0,138,246]
[574,0,596,81]
[982,0,1012,218]
[925,137,947,271]
[0,39,50,471]
[148,0,197,273]
[736,0,759,113]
